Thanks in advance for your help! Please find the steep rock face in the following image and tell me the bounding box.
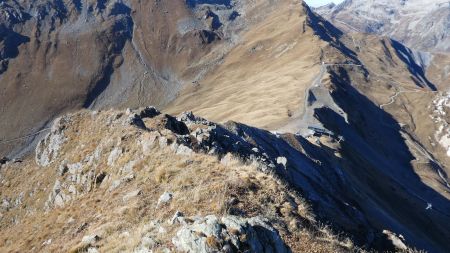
[315,0,450,53]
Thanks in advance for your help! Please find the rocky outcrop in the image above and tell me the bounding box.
[35,116,70,167]
[31,107,450,252]
[382,230,408,251]
[0,157,9,165]
[172,215,289,253]
[38,108,282,209]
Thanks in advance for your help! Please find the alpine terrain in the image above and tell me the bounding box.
[1,0,449,252]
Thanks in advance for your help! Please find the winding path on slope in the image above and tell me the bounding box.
[303,55,450,217]
[372,62,437,109]
[0,128,51,145]
[354,37,450,190]
[297,62,362,134]
[379,88,425,109]
[348,35,450,210]
[412,139,449,179]
[352,35,450,190]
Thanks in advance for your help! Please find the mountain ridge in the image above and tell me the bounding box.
[1,1,450,252]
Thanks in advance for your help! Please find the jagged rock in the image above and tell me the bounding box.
[178,111,213,127]
[87,248,99,253]
[58,162,68,176]
[276,157,287,168]
[171,143,193,156]
[35,116,69,167]
[127,107,162,129]
[46,159,102,209]
[163,115,189,135]
[1,198,10,211]
[67,163,83,181]
[121,110,277,174]
[170,211,186,225]
[14,192,24,207]
[127,113,147,129]
[42,239,52,246]
[123,190,141,202]
[108,173,135,192]
[82,234,101,245]
[107,147,123,166]
[134,233,157,253]
[157,192,173,206]
[46,180,67,208]
[382,230,408,251]
[172,215,290,253]
[0,157,9,165]
[140,132,160,154]
[139,106,161,119]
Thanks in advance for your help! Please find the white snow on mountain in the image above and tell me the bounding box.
[315,0,450,52]
[431,93,450,156]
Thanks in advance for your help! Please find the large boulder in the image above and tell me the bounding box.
[172,215,290,253]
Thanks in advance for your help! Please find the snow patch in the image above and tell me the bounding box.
[431,93,450,156]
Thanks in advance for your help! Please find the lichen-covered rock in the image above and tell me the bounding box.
[172,215,290,253]
[45,157,106,209]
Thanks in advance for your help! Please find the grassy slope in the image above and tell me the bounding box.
[0,110,358,253]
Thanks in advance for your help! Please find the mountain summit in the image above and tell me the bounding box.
[315,0,450,53]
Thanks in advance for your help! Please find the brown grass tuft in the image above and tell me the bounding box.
[206,236,221,249]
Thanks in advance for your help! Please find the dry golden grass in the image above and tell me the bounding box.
[166,1,323,131]
[0,110,377,252]
[0,148,357,252]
